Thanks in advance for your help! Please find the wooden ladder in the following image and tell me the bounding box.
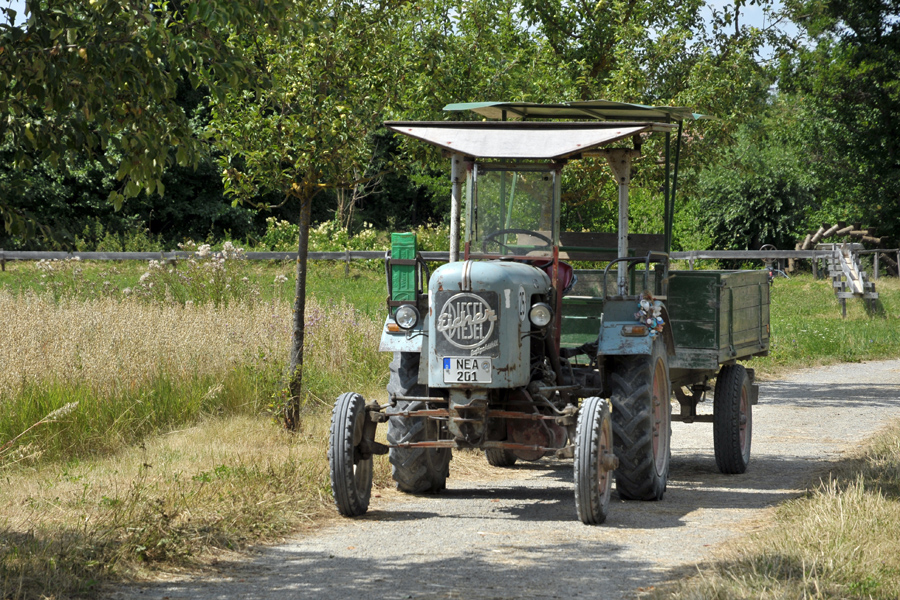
[820,243,878,316]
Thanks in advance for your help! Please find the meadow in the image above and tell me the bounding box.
[1,248,899,598]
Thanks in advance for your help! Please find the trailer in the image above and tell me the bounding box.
[328,100,768,524]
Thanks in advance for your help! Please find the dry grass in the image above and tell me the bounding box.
[648,420,900,600]
[0,287,394,598]
[0,412,395,599]
[0,292,286,399]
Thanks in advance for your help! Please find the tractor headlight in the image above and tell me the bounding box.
[529,302,553,328]
[394,304,420,330]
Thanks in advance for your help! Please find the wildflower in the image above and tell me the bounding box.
[197,244,211,259]
[123,288,132,295]
[139,272,151,283]
[44,401,79,422]
[274,274,288,284]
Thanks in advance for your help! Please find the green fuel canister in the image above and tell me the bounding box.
[390,232,418,306]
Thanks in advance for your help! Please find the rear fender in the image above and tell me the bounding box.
[598,299,674,356]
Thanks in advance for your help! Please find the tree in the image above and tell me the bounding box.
[694,115,815,250]
[210,0,409,428]
[779,0,900,241]
[0,0,286,235]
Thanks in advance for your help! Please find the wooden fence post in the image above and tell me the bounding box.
[874,252,880,280]
[0,249,5,272]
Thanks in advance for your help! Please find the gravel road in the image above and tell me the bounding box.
[112,359,900,600]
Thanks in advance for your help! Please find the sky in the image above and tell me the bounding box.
[1,0,24,24]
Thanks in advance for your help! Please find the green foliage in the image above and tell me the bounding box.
[778,0,900,241]
[261,217,450,255]
[212,1,403,209]
[694,118,815,250]
[0,0,288,237]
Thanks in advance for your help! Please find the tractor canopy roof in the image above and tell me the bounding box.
[386,100,706,161]
[441,100,708,123]
[383,121,675,161]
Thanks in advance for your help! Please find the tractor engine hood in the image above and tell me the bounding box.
[427,260,551,389]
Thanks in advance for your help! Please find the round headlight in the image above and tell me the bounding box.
[529,302,553,327]
[394,305,420,330]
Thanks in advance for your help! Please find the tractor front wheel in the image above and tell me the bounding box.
[387,402,451,493]
[610,338,671,501]
[329,392,373,517]
[574,396,614,524]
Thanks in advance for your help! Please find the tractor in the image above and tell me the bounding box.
[329,101,767,524]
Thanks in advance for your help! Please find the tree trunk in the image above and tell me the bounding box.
[285,193,313,430]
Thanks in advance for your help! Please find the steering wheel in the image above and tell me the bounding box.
[481,229,553,255]
[481,228,554,270]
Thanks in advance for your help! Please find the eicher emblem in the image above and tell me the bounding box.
[437,292,498,350]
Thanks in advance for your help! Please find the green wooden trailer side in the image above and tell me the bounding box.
[667,269,770,373]
[560,268,770,375]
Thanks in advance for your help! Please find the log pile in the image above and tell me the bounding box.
[793,222,897,276]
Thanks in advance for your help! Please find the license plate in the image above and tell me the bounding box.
[442,357,492,383]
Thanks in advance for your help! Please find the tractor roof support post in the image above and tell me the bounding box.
[669,120,683,253]
[450,153,463,262]
[605,149,640,295]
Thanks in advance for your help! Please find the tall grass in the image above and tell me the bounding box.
[0,290,388,464]
[0,265,391,597]
[0,254,387,315]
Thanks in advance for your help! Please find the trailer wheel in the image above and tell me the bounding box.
[329,392,373,517]
[485,448,518,467]
[611,338,671,500]
[386,353,451,493]
[713,364,752,474]
[574,396,614,524]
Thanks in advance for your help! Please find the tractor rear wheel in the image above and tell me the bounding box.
[387,353,451,493]
[485,448,518,467]
[713,364,752,474]
[610,338,671,501]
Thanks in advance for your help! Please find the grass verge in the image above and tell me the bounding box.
[648,419,900,600]
[752,274,900,378]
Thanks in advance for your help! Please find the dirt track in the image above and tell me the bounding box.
[111,359,900,600]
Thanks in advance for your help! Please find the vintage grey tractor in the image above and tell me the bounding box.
[329,101,768,524]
